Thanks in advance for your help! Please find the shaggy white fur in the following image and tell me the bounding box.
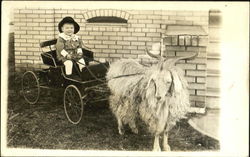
[106,58,190,151]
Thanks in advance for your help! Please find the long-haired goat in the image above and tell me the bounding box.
[106,49,198,151]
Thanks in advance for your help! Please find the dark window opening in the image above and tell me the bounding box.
[209,10,221,26]
[87,16,127,23]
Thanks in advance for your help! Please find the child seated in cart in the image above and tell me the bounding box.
[55,16,86,77]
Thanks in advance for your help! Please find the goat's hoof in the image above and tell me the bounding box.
[163,145,171,151]
[131,128,138,134]
[118,128,124,135]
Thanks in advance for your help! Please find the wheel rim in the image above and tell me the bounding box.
[22,71,40,104]
[64,85,85,124]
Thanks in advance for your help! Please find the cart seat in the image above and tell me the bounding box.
[40,39,63,67]
[40,39,94,68]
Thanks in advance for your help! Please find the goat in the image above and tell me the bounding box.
[106,48,198,151]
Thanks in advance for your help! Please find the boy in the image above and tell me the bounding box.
[56,16,86,76]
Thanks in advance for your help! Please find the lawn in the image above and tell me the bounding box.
[6,72,219,151]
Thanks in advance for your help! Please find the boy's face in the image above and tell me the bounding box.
[61,23,74,36]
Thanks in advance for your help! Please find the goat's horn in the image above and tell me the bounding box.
[172,51,199,65]
[146,48,161,59]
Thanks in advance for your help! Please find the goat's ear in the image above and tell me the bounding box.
[169,80,174,96]
[169,70,182,95]
[145,78,157,106]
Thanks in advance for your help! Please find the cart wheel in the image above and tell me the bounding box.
[22,71,40,104]
[64,85,85,124]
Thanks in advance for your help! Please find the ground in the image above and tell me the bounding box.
[6,72,220,151]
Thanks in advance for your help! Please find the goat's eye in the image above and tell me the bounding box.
[166,81,171,84]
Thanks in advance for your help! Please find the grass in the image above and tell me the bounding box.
[6,72,220,151]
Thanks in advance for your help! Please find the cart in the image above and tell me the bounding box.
[21,39,110,124]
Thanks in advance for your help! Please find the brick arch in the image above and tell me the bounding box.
[83,9,131,21]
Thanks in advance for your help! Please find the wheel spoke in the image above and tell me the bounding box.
[64,85,84,124]
[22,71,40,104]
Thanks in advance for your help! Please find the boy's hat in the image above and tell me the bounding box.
[58,16,80,34]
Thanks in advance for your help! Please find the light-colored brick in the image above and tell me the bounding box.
[39,14,54,19]
[189,89,196,95]
[103,32,117,36]
[186,46,206,52]
[123,54,137,59]
[27,39,39,43]
[88,40,102,44]
[176,20,193,25]
[20,43,33,47]
[109,45,123,49]
[197,64,206,70]
[131,23,145,28]
[33,27,46,31]
[46,10,54,14]
[196,77,206,83]
[15,39,26,43]
[176,63,196,70]
[20,9,32,13]
[138,37,152,42]
[196,90,206,96]
[153,20,162,24]
[40,31,55,35]
[15,47,27,51]
[15,22,26,26]
[133,15,147,19]
[177,11,193,16]
[27,22,39,27]
[20,51,33,55]
[146,24,161,28]
[89,32,103,36]
[190,95,205,102]
[146,32,161,37]
[169,16,185,21]
[33,35,46,39]
[131,50,145,54]
[132,32,145,37]
[187,58,206,64]
[103,41,116,45]
[186,70,206,77]
[33,10,46,14]
[95,53,109,57]
[131,41,145,46]
[27,47,40,52]
[82,36,95,40]
[116,49,131,54]
[109,54,122,58]
[188,83,206,90]
[117,32,131,36]
[15,30,26,35]
[108,36,123,41]
[123,37,137,41]
[95,45,109,49]
[15,55,27,59]
[166,46,185,51]
[20,35,32,39]
[117,41,130,45]
[138,19,152,24]
[123,45,137,50]
[39,23,54,27]
[27,14,39,18]
[148,15,162,20]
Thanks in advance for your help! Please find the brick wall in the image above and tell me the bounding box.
[13,8,209,108]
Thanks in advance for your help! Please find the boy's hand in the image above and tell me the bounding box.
[77,52,83,59]
[66,54,72,60]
